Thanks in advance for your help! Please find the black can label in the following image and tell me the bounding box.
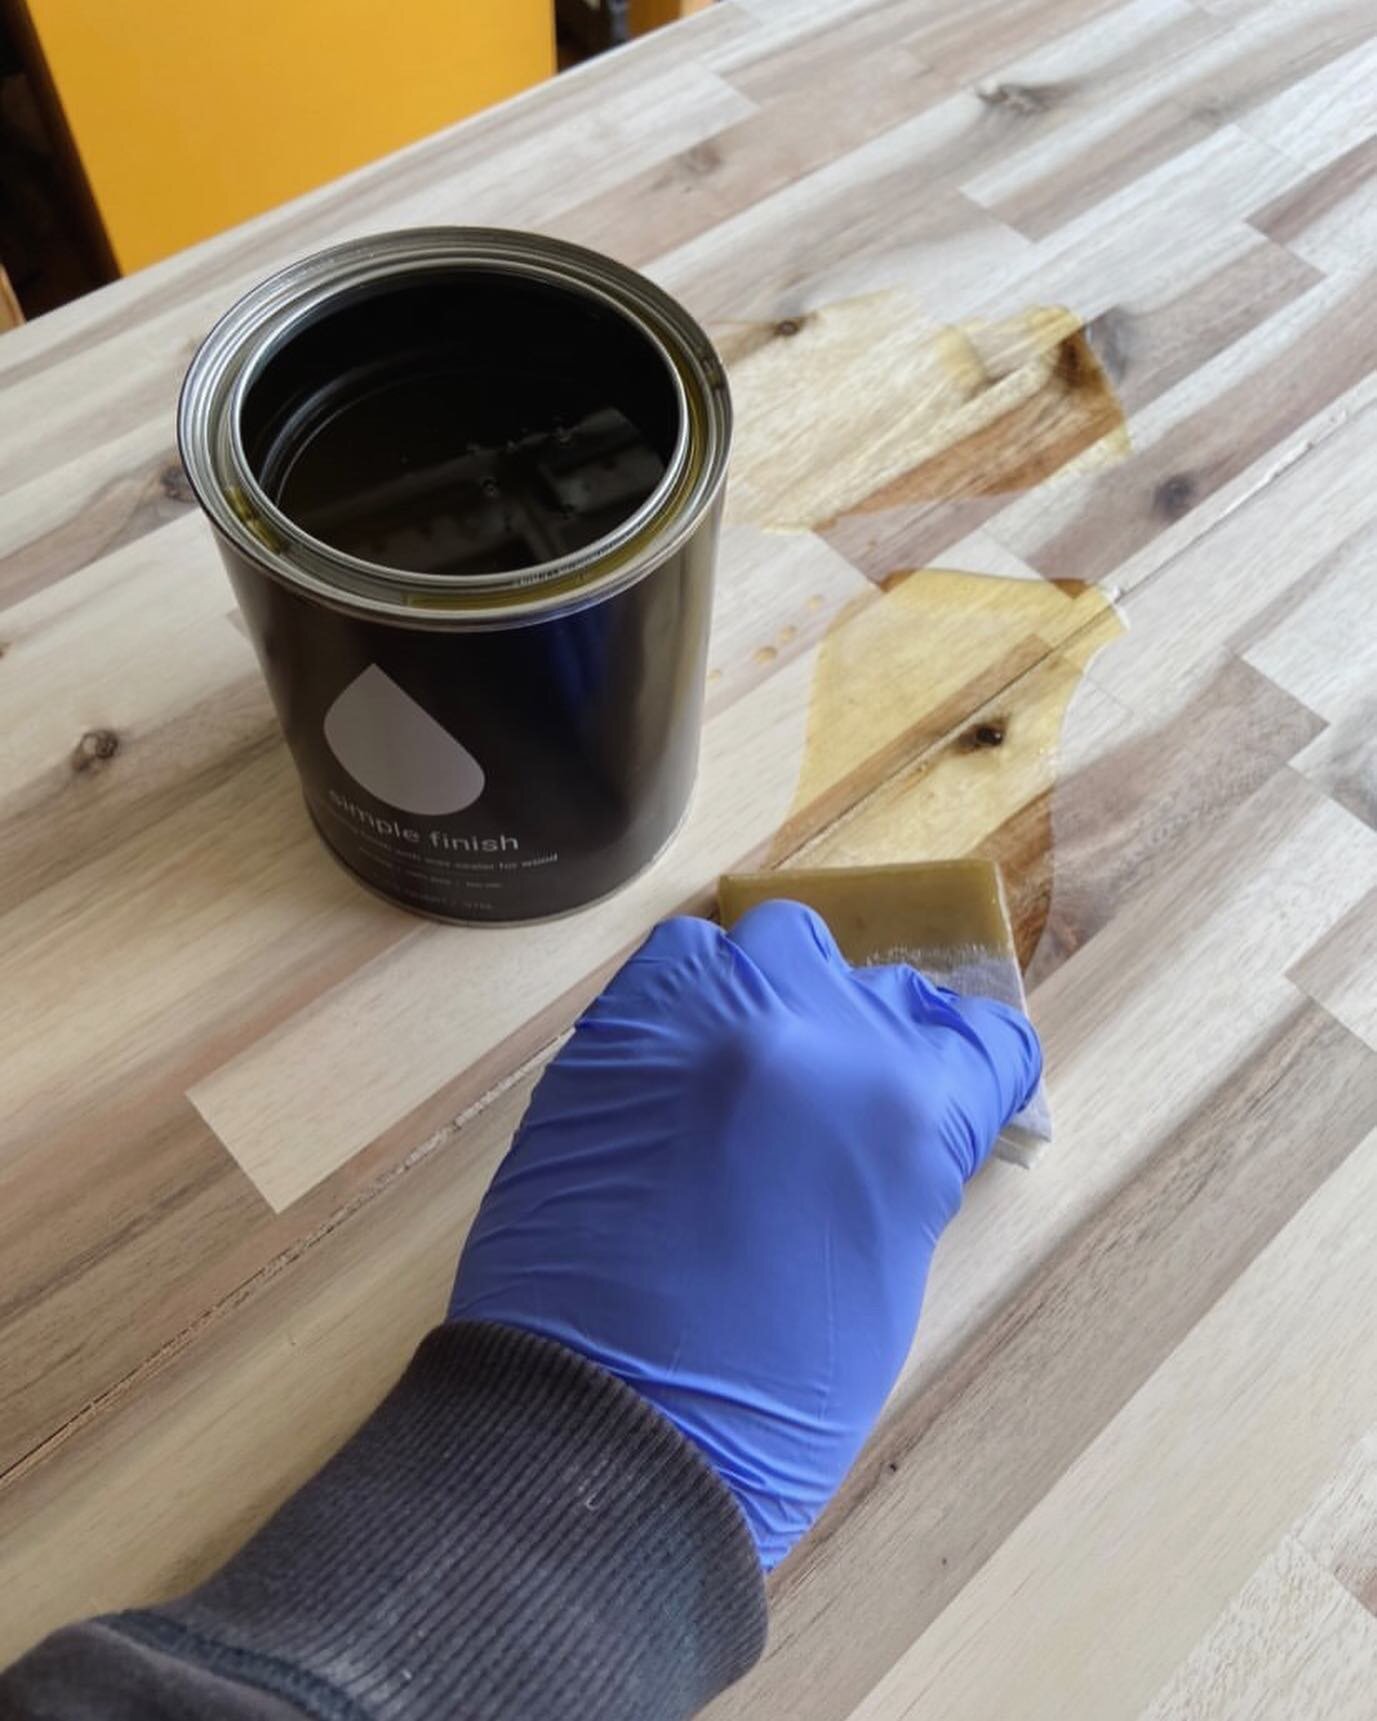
[224,521,717,922]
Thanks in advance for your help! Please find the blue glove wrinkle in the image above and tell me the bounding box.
[451,904,1043,1571]
[928,980,1045,1114]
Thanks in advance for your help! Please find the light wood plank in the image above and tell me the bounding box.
[1252,133,1377,272]
[1137,1536,1377,1721]
[1241,514,1377,722]
[704,525,875,714]
[0,517,270,910]
[901,0,1129,84]
[1237,29,1377,171]
[1295,1430,1377,1617]
[1290,888,1377,1053]
[841,1119,1377,1721]
[0,419,180,608]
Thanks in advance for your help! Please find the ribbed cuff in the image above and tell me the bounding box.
[106,1324,767,1721]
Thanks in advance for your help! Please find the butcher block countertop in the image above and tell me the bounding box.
[4,1,1377,1713]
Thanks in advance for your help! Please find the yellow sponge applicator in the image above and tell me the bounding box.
[718,859,1050,1168]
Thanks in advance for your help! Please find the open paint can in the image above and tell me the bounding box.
[179,229,731,921]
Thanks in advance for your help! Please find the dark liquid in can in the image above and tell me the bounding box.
[241,270,682,579]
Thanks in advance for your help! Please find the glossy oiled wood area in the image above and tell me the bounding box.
[3,1,1377,1714]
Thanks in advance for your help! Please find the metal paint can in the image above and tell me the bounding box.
[179,229,731,922]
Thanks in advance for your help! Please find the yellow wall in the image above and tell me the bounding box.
[20,1,554,272]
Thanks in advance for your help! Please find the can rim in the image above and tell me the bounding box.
[224,262,693,596]
[178,229,732,630]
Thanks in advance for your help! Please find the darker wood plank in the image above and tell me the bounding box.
[0,1103,262,1471]
[0,677,280,914]
[1251,132,1377,250]
[0,946,432,1478]
[1082,236,1322,416]
[1019,655,1326,985]
[0,448,196,611]
[1008,276,1377,587]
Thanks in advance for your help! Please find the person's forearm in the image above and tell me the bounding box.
[0,1324,766,1721]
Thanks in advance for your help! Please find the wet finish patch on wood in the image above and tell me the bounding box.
[770,568,1124,969]
[722,290,1128,533]
[4,2,1377,1717]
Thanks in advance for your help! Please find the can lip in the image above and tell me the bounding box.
[223,260,693,597]
[179,228,732,630]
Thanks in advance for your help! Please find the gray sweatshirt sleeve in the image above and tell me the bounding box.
[0,1323,768,1721]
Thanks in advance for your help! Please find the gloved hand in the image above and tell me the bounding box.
[450,903,1042,1570]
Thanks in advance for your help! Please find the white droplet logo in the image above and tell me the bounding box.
[323,664,485,815]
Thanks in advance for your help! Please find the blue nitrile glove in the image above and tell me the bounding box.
[450,903,1042,1570]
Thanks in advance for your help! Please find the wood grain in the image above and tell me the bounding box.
[4,1,1377,1714]
[723,294,1126,533]
[1137,1537,1377,1721]
[1296,1432,1377,1617]
[842,1121,1377,1721]
[1290,888,1377,1052]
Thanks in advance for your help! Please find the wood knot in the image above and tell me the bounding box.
[71,728,121,773]
[1053,330,1096,392]
[961,720,1007,751]
[681,140,721,178]
[1154,473,1197,520]
[886,1460,900,1474]
[773,316,805,339]
[160,461,196,504]
[976,80,1064,115]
